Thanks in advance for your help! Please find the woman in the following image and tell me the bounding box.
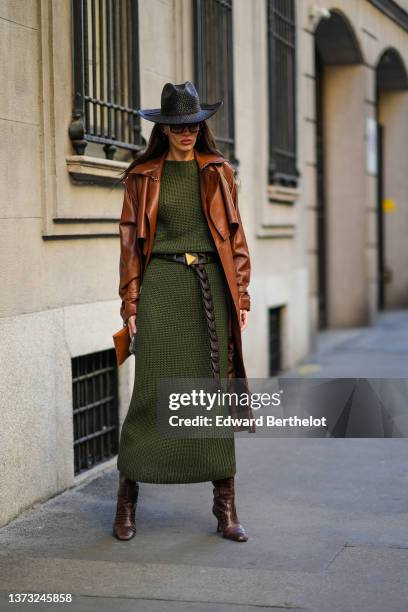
[113,81,252,543]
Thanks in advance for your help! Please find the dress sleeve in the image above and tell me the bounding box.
[118,176,142,323]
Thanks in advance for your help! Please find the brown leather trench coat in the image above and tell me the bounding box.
[118,147,255,432]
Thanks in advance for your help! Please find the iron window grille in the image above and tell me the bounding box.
[268,306,282,376]
[193,0,238,168]
[72,349,119,475]
[69,0,143,160]
[267,0,299,187]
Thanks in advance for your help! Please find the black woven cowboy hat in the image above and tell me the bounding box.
[137,81,223,124]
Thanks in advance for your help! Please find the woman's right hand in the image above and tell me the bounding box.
[127,314,137,338]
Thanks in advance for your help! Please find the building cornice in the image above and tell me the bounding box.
[367,0,408,32]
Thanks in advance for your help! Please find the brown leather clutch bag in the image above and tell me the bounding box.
[113,325,131,366]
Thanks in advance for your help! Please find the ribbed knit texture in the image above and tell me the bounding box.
[117,159,236,483]
[152,159,216,253]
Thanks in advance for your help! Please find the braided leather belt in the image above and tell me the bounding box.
[151,251,222,380]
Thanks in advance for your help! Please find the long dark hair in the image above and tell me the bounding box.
[118,120,224,184]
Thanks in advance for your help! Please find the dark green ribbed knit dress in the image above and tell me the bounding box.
[117,159,236,483]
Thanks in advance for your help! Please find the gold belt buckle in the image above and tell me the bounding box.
[184,252,198,266]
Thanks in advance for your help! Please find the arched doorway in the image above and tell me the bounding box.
[314,9,365,329]
[376,48,408,309]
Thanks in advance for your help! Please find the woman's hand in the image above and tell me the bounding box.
[240,309,249,331]
[127,314,137,337]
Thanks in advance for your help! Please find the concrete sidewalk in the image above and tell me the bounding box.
[1,311,407,611]
[292,309,408,378]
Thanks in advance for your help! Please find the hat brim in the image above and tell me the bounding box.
[137,101,223,123]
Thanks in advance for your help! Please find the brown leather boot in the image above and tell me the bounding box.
[112,473,139,540]
[212,476,248,542]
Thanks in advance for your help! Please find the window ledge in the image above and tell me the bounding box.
[256,224,296,239]
[268,184,300,205]
[66,155,128,186]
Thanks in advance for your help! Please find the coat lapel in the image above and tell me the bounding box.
[128,153,163,252]
[214,165,240,232]
[206,165,241,240]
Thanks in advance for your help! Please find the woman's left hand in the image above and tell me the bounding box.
[240,309,249,331]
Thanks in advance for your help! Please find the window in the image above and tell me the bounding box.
[69,0,143,161]
[267,0,298,187]
[193,0,237,166]
[268,306,282,376]
[72,349,119,475]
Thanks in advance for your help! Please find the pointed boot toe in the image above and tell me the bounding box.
[217,519,248,542]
